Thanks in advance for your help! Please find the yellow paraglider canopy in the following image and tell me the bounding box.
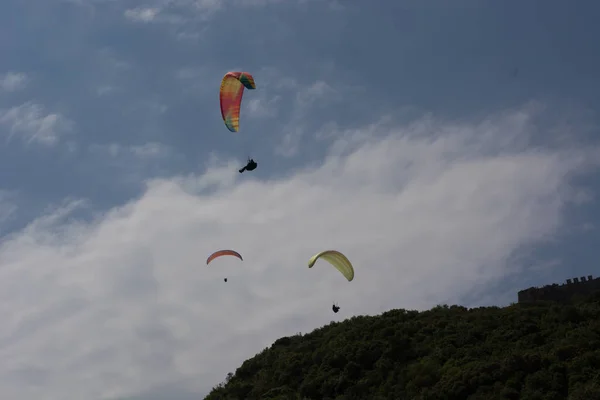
[308,250,354,281]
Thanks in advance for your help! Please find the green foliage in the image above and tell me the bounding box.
[205,297,600,400]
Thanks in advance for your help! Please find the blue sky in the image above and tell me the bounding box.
[1,1,599,399]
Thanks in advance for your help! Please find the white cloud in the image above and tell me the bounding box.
[89,50,132,97]
[327,0,345,10]
[120,95,168,117]
[0,190,18,231]
[275,80,339,157]
[123,0,222,25]
[0,108,597,399]
[275,126,304,158]
[233,0,283,5]
[89,142,172,160]
[193,0,224,12]
[256,67,300,91]
[131,142,172,158]
[85,142,177,186]
[0,72,29,92]
[96,48,132,71]
[94,85,120,97]
[175,30,204,41]
[124,7,161,22]
[245,95,281,118]
[174,67,207,81]
[174,67,216,97]
[0,102,73,146]
[122,0,323,27]
[295,80,337,109]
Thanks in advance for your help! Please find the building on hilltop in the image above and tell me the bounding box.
[518,275,600,303]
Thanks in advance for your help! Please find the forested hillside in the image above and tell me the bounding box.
[205,294,600,400]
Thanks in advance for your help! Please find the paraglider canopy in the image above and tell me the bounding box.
[219,71,256,132]
[206,249,243,265]
[308,250,354,281]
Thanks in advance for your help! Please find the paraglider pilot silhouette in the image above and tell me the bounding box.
[239,158,257,173]
[332,303,340,313]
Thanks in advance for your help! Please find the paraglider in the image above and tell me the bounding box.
[219,71,256,133]
[308,250,353,312]
[207,250,243,283]
[239,158,257,173]
[219,71,258,173]
[206,249,243,265]
[308,250,354,281]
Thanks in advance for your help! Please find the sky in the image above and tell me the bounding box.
[1,0,600,399]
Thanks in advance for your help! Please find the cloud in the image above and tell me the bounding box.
[275,80,341,157]
[123,0,223,25]
[123,6,187,24]
[193,0,225,12]
[88,49,133,97]
[94,48,132,74]
[295,80,337,109]
[122,0,320,27]
[0,102,74,146]
[233,0,283,5]
[87,142,174,175]
[89,142,173,160]
[130,142,172,158]
[256,67,300,91]
[0,72,29,92]
[174,67,207,81]
[84,142,180,188]
[94,85,120,97]
[0,190,18,231]
[174,67,212,95]
[0,106,597,399]
[245,95,281,118]
[124,7,161,23]
[175,30,204,42]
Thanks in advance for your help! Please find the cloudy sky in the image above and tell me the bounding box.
[1,0,600,399]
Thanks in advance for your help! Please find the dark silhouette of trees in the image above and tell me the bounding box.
[205,294,600,400]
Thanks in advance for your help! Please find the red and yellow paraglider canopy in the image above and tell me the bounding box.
[219,71,256,132]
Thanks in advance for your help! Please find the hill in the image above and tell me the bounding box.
[204,294,600,400]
